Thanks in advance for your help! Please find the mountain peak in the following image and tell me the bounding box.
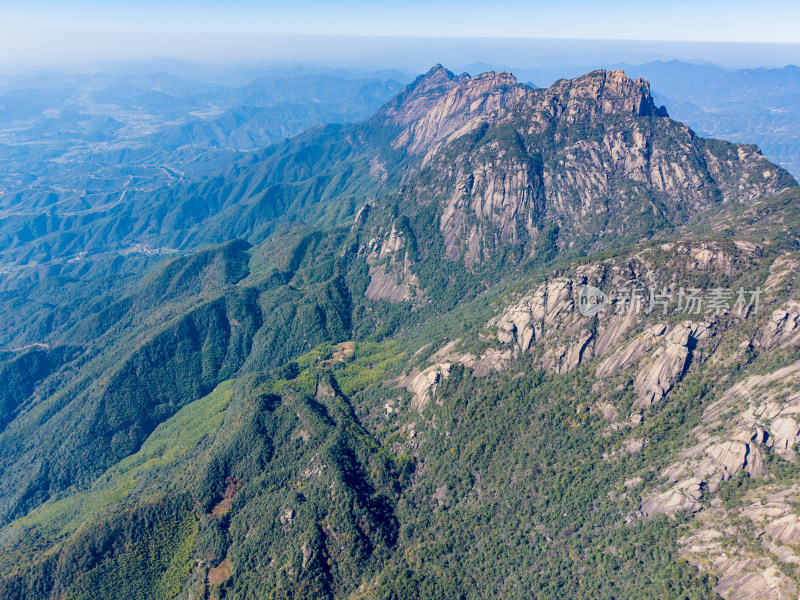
[382,64,524,132]
[375,66,790,265]
[426,63,456,80]
[377,64,462,125]
[381,65,669,150]
[469,69,518,86]
[552,68,668,117]
[378,64,526,139]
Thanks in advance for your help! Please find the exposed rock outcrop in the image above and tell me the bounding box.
[490,277,589,374]
[393,70,526,163]
[420,339,512,380]
[640,361,800,522]
[364,223,420,303]
[680,485,800,600]
[384,67,794,265]
[755,300,800,349]
[595,323,663,378]
[632,321,711,407]
[702,360,800,462]
[396,363,452,411]
[639,478,704,517]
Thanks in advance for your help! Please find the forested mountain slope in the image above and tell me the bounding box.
[0,66,798,600]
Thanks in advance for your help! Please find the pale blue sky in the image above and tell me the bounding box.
[1,0,799,68]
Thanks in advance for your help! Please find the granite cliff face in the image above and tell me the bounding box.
[363,66,795,271]
[363,223,420,303]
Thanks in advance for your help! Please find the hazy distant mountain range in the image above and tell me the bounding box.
[0,67,407,222]
[0,60,797,256]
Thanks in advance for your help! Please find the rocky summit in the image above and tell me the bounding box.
[375,66,790,267]
[0,65,798,600]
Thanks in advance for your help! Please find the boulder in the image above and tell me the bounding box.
[640,478,703,517]
[397,363,452,411]
[756,301,800,349]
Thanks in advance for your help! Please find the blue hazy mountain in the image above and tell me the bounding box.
[0,66,410,218]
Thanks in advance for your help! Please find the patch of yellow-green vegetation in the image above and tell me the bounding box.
[334,341,405,396]
[14,381,233,539]
[295,341,337,368]
[265,340,406,398]
[154,512,199,599]
[69,511,198,600]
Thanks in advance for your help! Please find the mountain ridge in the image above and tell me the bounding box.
[0,65,792,282]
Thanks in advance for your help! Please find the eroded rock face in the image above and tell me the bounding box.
[489,252,719,385]
[632,321,711,407]
[396,363,452,411]
[641,361,800,520]
[544,329,593,375]
[439,155,543,264]
[493,279,572,354]
[364,223,420,303]
[419,339,513,381]
[702,360,800,462]
[639,478,704,518]
[383,66,793,266]
[490,277,592,374]
[593,312,640,359]
[680,485,800,600]
[764,257,800,293]
[755,300,800,349]
[393,70,526,162]
[595,324,663,378]
[668,440,766,494]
